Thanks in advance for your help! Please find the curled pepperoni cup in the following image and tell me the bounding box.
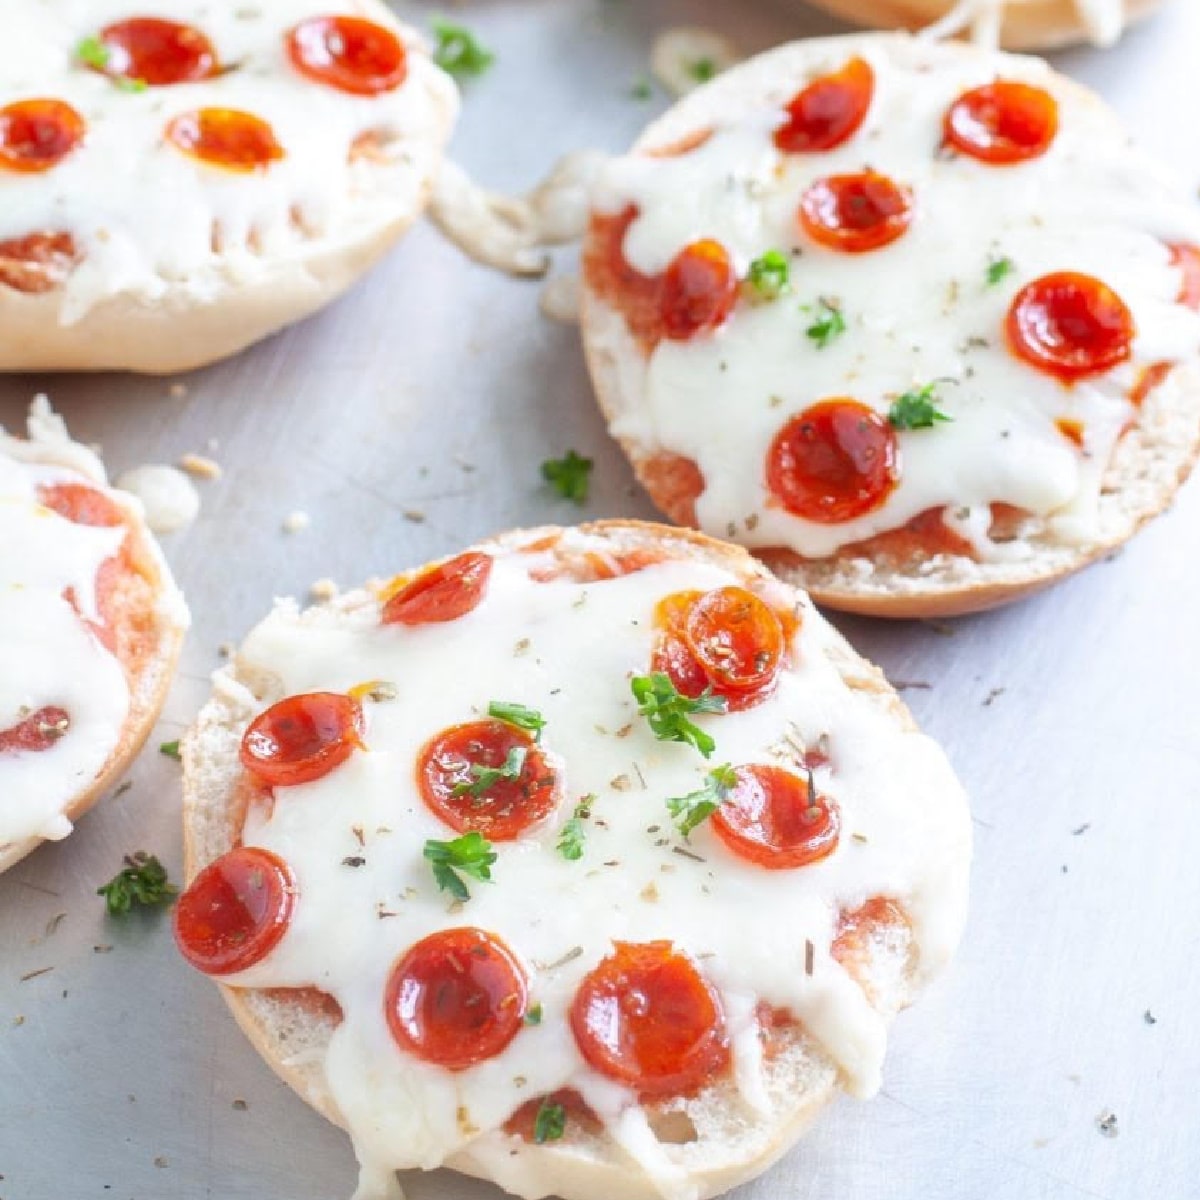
[711,765,840,869]
[660,239,738,341]
[416,719,559,841]
[239,692,365,788]
[287,16,408,96]
[569,941,730,1099]
[1169,243,1200,310]
[944,81,1058,166]
[766,400,900,524]
[382,551,493,626]
[94,18,218,87]
[384,928,528,1070]
[174,847,296,976]
[0,706,70,754]
[1006,272,1134,382]
[683,587,784,694]
[799,171,913,254]
[0,99,85,174]
[166,108,285,173]
[37,482,125,527]
[774,57,874,153]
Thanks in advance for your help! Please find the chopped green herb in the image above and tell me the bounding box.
[804,298,846,349]
[533,1099,567,1144]
[629,78,653,101]
[115,76,148,94]
[688,57,717,83]
[667,764,738,838]
[557,795,594,861]
[524,1002,544,1026]
[431,19,495,79]
[97,853,177,917]
[746,250,790,301]
[423,832,497,902]
[888,382,953,430]
[75,35,110,69]
[488,701,546,742]
[986,255,1015,286]
[159,740,181,760]
[541,450,593,504]
[451,746,527,798]
[630,673,726,759]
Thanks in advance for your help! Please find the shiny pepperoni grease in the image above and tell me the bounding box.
[287,16,407,96]
[0,99,84,173]
[570,941,729,1098]
[382,551,493,625]
[174,846,296,976]
[166,108,285,173]
[91,18,218,87]
[774,57,874,153]
[240,692,364,787]
[944,81,1058,165]
[799,171,914,254]
[660,239,738,340]
[385,928,528,1070]
[416,719,560,840]
[767,400,900,523]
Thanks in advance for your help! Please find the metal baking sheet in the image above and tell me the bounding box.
[2,2,1198,1197]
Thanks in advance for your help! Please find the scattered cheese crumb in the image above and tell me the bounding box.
[178,453,222,480]
[310,578,339,603]
[115,465,200,534]
[539,274,581,324]
[282,510,310,535]
[168,383,188,399]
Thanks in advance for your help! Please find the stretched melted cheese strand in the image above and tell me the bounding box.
[217,536,970,1198]
[921,0,1125,46]
[0,0,457,321]
[590,38,1200,561]
[0,448,128,845]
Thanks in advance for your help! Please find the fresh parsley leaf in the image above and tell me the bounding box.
[451,746,527,798]
[533,1099,567,1144]
[888,382,953,430]
[431,19,495,79]
[557,795,594,862]
[804,297,846,349]
[159,740,181,760]
[75,35,110,69]
[524,1002,544,1026]
[629,77,653,100]
[97,853,177,917]
[630,673,726,759]
[541,450,593,504]
[667,764,738,838]
[488,700,546,742]
[423,832,497,902]
[688,57,717,83]
[115,76,148,94]
[747,250,790,301]
[986,255,1015,286]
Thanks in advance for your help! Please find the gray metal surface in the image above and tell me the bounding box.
[1,2,1198,1198]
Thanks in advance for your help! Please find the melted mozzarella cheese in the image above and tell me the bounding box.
[921,0,1126,47]
[0,424,130,846]
[587,36,1200,561]
[0,0,458,321]
[213,531,971,1197]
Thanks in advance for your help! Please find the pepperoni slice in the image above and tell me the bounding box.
[774,57,874,153]
[711,765,840,869]
[943,81,1058,165]
[287,15,407,96]
[417,719,559,841]
[660,239,738,340]
[166,108,284,173]
[1170,243,1200,311]
[682,587,783,694]
[570,942,729,1099]
[766,399,899,523]
[0,232,78,294]
[0,99,85,174]
[239,692,364,788]
[384,928,528,1070]
[382,551,493,626]
[1006,272,1134,382]
[94,18,218,87]
[0,706,70,754]
[37,482,125,527]
[173,846,296,976]
[799,171,913,254]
